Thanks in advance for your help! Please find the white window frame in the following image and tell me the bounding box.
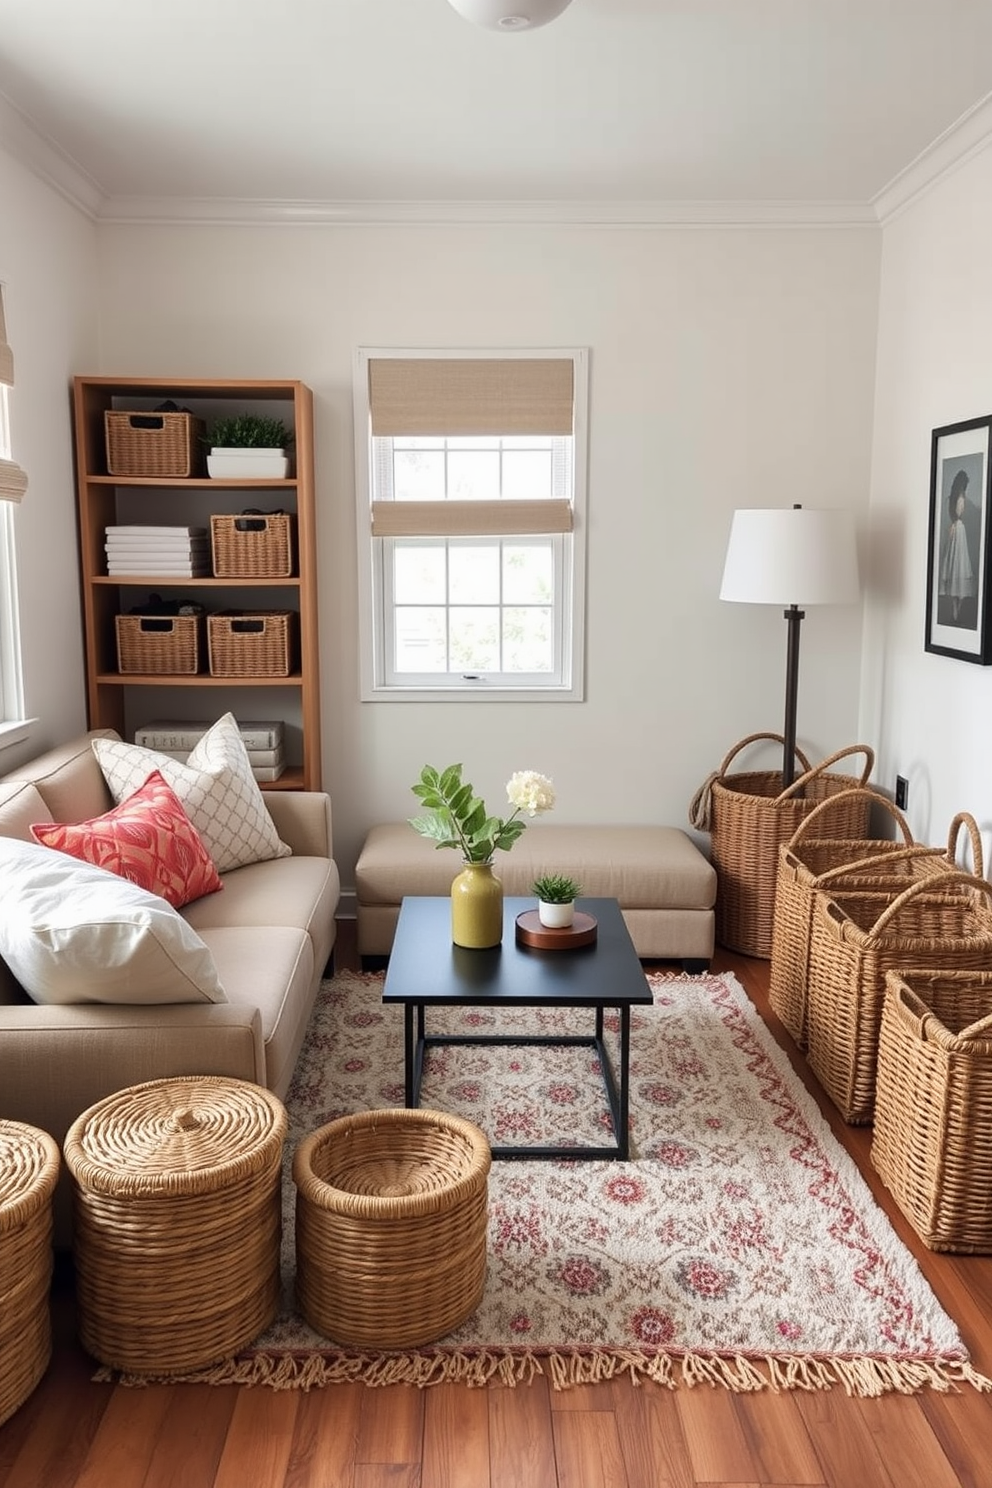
[353,347,587,702]
[0,382,27,744]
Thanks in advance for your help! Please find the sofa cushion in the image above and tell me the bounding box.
[0,837,226,1006]
[0,780,53,842]
[30,770,223,908]
[92,712,290,874]
[198,925,314,1099]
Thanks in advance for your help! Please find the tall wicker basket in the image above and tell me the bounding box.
[871,968,992,1252]
[805,872,992,1125]
[0,1121,60,1428]
[293,1108,491,1349]
[691,734,874,959]
[64,1076,287,1375]
[768,797,981,1048]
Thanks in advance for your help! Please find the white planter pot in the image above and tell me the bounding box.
[538,900,575,929]
[207,448,290,479]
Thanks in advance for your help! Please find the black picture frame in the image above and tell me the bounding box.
[925,414,992,664]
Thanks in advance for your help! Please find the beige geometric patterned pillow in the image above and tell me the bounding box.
[93,712,291,874]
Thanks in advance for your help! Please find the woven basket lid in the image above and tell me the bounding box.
[0,1120,60,1233]
[63,1076,287,1198]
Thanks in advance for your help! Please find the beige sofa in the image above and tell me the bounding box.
[0,731,340,1243]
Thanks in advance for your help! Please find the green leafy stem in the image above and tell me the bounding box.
[409,763,528,863]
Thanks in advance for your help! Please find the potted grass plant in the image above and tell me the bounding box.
[205,414,295,479]
[531,872,583,928]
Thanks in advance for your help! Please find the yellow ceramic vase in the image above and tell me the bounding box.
[451,860,504,948]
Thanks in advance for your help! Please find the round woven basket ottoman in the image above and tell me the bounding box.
[63,1076,287,1376]
[293,1108,491,1349]
[0,1121,60,1426]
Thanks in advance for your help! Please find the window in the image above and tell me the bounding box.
[353,349,587,700]
[0,285,27,735]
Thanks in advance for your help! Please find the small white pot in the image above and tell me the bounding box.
[207,448,290,479]
[538,900,575,929]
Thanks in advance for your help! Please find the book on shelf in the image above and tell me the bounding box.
[245,746,284,768]
[105,546,210,559]
[105,526,208,538]
[134,719,285,751]
[251,763,286,782]
[107,565,211,577]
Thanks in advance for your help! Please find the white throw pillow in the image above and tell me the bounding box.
[0,837,226,1005]
[92,712,290,874]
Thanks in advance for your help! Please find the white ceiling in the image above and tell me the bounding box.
[1,0,992,222]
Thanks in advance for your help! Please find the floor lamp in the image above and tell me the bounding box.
[719,505,860,789]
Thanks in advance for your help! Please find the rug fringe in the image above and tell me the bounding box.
[93,1348,992,1396]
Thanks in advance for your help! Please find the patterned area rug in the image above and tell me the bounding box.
[163,969,989,1394]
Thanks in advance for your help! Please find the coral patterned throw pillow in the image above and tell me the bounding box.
[31,770,223,908]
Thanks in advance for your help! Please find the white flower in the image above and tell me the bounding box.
[506,770,556,817]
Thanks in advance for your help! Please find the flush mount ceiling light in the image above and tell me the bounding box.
[446,0,574,30]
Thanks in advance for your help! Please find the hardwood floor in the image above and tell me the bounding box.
[2,925,992,1488]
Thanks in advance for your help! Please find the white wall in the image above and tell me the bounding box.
[0,145,98,769]
[94,221,879,890]
[864,141,992,866]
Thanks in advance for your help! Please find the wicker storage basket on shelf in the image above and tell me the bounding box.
[207,610,296,677]
[104,410,205,478]
[805,872,992,1126]
[0,1121,60,1428]
[871,968,992,1252]
[293,1107,491,1349]
[64,1076,287,1376]
[210,513,294,578]
[116,613,203,675]
[690,734,874,959]
[768,799,982,1049]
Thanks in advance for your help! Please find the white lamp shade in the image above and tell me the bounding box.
[720,507,860,607]
[446,0,574,29]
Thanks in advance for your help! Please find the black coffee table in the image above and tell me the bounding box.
[381,895,652,1160]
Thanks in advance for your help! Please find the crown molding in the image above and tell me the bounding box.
[0,91,102,219]
[873,89,992,225]
[4,77,990,232]
[95,195,876,228]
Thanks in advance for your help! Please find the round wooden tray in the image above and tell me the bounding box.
[515,910,598,950]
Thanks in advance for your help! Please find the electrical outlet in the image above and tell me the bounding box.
[895,775,909,811]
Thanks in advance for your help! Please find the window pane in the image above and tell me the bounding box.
[449,450,500,500]
[503,450,552,499]
[395,607,448,671]
[394,449,444,501]
[503,543,553,603]
[394,544,446,603]
[449,608,500,670]
[503,607,553,671]
[449,544,499,604]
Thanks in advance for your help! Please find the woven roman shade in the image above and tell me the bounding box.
[368,357,574,437]
[372,498,572,538]
[368,355,575,538]
[0,287,26,505]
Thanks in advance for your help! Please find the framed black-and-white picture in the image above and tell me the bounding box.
[925,414,992,664]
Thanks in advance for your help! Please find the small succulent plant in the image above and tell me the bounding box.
[531,872,582,904]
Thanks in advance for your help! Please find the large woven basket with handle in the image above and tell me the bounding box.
[768,797,982,1048]
[690,734,875,959]
[805,872,992,1125]
[871,967,992,1252]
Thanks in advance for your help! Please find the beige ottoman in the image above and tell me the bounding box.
[356,822,716,968]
